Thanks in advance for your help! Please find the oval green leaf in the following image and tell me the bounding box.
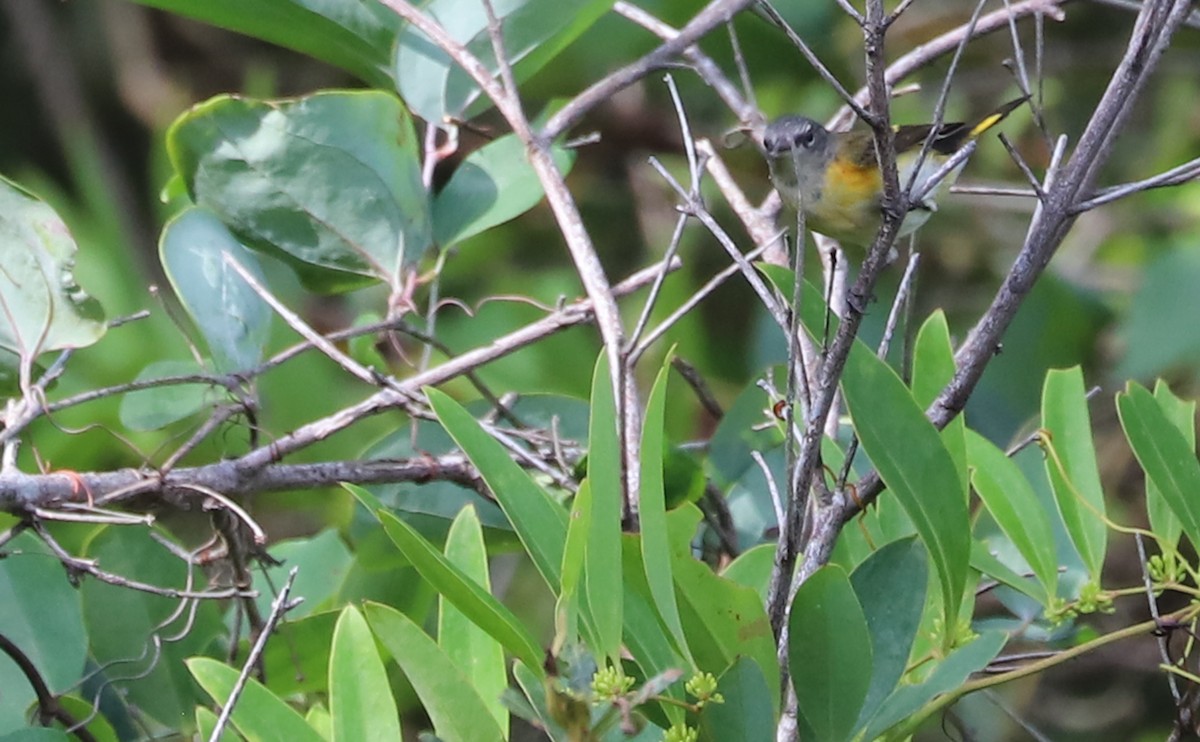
[167,91,430,293]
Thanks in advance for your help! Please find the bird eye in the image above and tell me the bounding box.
[795,128,815,148]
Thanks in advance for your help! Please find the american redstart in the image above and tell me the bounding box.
[762,96,1029,246]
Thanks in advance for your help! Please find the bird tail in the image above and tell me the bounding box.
[967,95,1031,140]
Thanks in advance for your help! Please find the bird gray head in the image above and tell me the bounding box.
[762,116,828,157]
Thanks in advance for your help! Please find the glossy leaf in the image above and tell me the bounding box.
[348,484,543,672]
[1118,382,1200,554]
[433,133,574,248]
[188,657,323,742]
[840,338,970,642]
[365,602,506,742]
[967,429,1059,600]
[330,605,402,742]
[426,387,568,592]
[167,91,430,293]
[440,507,509,732]
[1042,367,1107,578]
[849,537,927,736]
[0,175,105,388]
[619,535,688,726]
[127,0,396,87]
[159,207,271,372]
[787,565,872,742]
[393,0,613,124]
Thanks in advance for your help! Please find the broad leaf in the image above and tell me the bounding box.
[788,565,872,742]
[159,207,271,372]
[330,605,402,742]
[0,175,105,391]
[584,352,622,664]
[167,91,430,293]
[394,0,613,124]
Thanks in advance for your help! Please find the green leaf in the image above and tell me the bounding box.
[251,530,352,620]
[1042,367,1107,578]
[698,656,775,742]
[638,353,689,661]
[840,338,970,644]
[118,359,213,431]
[670,507,779,712]
[557,478,590,651]
[967,429,1059,601]
[365,602,506,742]
[393,0,613,124]
[1118,382,1200,555]
[860,631,1006,740]
[126,0,396,87]
[1146,380,1195,549]
[167,91,430,293]
[188,657,323,742]
[969,541,1047,604]
[348,484,543,673]
[433,133,574,248]
[848,537,927,736]
[159,207,271,373]
[0,175,105,383]
[330,605,402,742]
[426,387,568,592]
[0,533,86,732]
[584,352,623,664]
[81,528,223,728]
[440,507,509,732]
[787,565,872,742]
[911,310,967,492]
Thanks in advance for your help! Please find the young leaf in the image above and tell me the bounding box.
[1042,367,1107,579]
[159,207,271,373]
[426,387,568,592]
[365,602,506,742]
[1117,382,1200,554]
[433,133,575,248]
[0,175,106,387]
[584,352,623,664]
[330,605,402,742]
[840,339,970,643]
[440,507,509,733]
[167,91,430,293]
[787,565,872,742]
[966,429,1059,600]
[188,657,324,742]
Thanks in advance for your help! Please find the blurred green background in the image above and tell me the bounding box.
[1,0,1199,739]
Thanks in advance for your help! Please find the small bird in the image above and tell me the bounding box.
[762,96,1029,247]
